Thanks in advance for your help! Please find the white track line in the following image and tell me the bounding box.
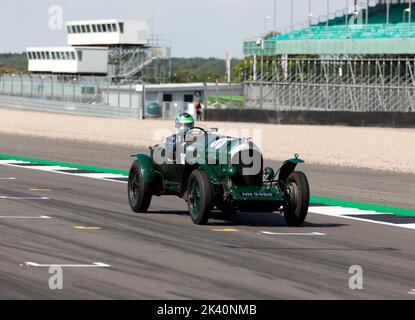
[396,223,415,230]
[0,196,50,200]
[71,173,127,179]
[0,177,16,180]
[24,262,110,268]
[309,206,389,216]
[260,231,326,236]
[0,160,30,164]
[0,215,51,219]
[309,207,415,230]
[15,165,74,171]
[57,172,128,184]
[0,161,127,184]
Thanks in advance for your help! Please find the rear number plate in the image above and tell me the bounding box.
[240,192,275,198]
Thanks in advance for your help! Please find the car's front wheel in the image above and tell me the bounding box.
[128,160,152,213]
[187,170,213,225]
[283,171,310,227]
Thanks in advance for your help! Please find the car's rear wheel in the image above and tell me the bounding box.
[283,171,310,227]
[187,170,213,225]
[128,160,152,213]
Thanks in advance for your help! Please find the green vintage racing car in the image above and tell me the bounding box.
[128,118,310,226]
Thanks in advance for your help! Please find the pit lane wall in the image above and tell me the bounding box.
[204,109,415,128]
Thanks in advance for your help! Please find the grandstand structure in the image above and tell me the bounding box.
[26,19,171,83]
[243,0,415,112]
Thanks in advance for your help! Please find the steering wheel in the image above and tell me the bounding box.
[190,126,208,135]
[184,126,208,142]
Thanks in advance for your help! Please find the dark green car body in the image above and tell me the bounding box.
[128,129,310,226]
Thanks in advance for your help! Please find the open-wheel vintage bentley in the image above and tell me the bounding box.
[128,123,310,226]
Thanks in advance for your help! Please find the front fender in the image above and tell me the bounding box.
[198,164,221,183]
[133,153,156,184]
[278,156,305,182]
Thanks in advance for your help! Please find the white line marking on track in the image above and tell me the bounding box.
[309,208,415,230]
[0,215,51,219]
[408,289,415,295]
[47,170,128,184]
[72,173,127,179]
[0,196,50,200]
[395,223,415,230]
[0,160,30,164]
[24,262,111,268]
[309,206,391,216]
[259,231,326,236]
[18,165,74,171]
[0,177,16,180]
[0,161,128,184]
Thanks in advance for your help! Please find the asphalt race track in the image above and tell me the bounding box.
[1,134,415,299]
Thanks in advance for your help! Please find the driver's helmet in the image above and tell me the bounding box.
[175,113,194,133]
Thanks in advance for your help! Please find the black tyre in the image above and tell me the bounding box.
[187,170,213,225]
[128,160,152,213]
[283,171,310,227]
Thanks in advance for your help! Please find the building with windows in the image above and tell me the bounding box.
[104,83,243,118]
[66,19,149,46]
[26,19,169,82]
[26,47,108,75]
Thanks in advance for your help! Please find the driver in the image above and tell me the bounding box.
[175,112,195,135]
[165,113,195,162]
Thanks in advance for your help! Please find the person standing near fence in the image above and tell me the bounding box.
[195,99,203,121]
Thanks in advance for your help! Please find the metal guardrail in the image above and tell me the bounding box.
[0,95,141,118]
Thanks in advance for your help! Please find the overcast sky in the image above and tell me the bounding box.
[0,0,353,58]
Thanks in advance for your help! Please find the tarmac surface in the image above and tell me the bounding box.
[0,134,415,299]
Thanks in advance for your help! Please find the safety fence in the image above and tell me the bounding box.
[243,57,415,112]
[0,95,141,118]
[0,74,243,119]
[0,74,109,104]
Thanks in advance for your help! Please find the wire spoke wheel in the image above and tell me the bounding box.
[187,170,213,225]
[189,179,201,219]
[287,182,299,217]
[128,160,152,213]
[129,170,141,202]
[283,171,310,227]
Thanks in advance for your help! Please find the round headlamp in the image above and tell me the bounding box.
[264,167,275,181]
